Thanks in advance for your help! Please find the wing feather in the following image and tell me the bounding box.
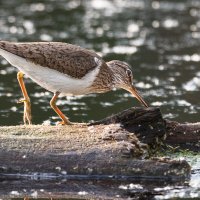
[0,41,103,79]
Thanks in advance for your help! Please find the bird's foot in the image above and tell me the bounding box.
[18,98,32,125]
[56,120,73,126]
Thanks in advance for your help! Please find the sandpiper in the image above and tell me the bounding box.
[0,41,148,125]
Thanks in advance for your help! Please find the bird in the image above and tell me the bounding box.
[0,41,148,125]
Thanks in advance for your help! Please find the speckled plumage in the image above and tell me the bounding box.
[0,41,105,79]
[0,41,114,94]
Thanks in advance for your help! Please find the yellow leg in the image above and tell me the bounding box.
[17,71,32,125]
[50,92,72,125]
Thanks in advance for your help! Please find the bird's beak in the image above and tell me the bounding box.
[127,85,148,108]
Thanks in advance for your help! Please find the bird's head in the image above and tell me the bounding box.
[106,60,148,107]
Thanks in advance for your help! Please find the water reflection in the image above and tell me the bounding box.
[0,0,199,126]
[0,173,192,199]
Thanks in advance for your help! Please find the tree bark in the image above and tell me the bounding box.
[0,107,192,180]
[91,107,167,147]
[165,120,200,151]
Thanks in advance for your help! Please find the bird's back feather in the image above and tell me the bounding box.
[0,41,103,79]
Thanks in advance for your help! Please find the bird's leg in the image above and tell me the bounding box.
[50,92,72,125]
[17,71,32,125]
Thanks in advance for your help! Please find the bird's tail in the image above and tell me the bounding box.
[0,40,10,52]
[0,41,8,62]
[0,41,18,69]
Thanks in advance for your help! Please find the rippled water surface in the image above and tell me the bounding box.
[0,0,200,199]
[0,0,199,125]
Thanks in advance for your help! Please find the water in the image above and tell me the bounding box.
[0,0,200,199]
[0,0,199,125]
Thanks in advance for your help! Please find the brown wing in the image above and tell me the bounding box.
[0,41,103,78]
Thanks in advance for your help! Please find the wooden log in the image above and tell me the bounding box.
[165,120,200,151]
[91,107,166,146]
[0,107,191,180]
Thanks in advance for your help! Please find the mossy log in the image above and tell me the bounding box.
[0,107,192,180]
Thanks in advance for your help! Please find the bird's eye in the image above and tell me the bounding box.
[126,69,132,77]
[126,69,133,83]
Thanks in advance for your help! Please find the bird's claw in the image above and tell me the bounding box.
[17,98,32,125]
[56,120,73,126]
[17,98,27,104]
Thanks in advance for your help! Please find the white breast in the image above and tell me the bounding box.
[0,49,101,96]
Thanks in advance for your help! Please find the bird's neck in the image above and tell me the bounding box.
[90,63,115,93]
[106,64,125,89]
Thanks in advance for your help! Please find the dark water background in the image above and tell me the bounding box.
[0,0,200,199]
[0,0,199,125]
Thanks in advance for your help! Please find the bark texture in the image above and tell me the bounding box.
[165,120,200,151]
[0,107,194,180]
